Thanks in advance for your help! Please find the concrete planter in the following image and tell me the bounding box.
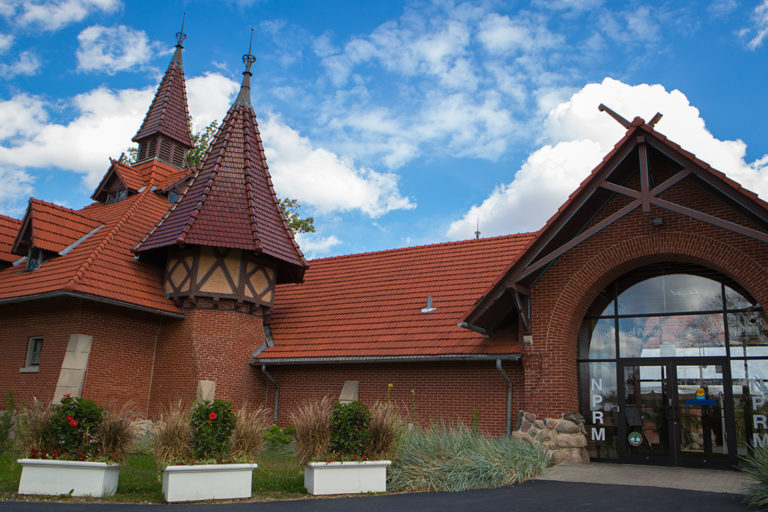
[17,458,120,497]
[305,460,391,495]
[162,463,259,502]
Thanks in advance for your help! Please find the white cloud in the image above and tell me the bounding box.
[447,78,768,240]
[261,114,415,217]
[186,73,239,131]
[0,167,35,217]
[76,24,159,74]
[0,50,41,79]
[0,70,412,219]
[294,233,341,258]
[7,0,121,31]
[477,13,564,54]
[0,72,237,189]
[743,0,768,50]
[0,34,13,54]
[0,87,154,188]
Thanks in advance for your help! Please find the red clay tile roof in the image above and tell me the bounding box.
[12,199,102,256]
[464,117,768,327]
[132,46,193,147]
[91,160,193,201]
[0,191,180,315]
[0,214,22,264]
[135,101,308,283]
[256,233,535,362]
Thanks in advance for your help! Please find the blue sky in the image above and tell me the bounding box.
[1,0,767,258]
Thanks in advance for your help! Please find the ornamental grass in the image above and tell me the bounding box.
[388,422,548,492]
[367,401,403,459]
[741,444,768,507]
[230,406,271,461]
[290,397,332,465]
[153,400,192,466]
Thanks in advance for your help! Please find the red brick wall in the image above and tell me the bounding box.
[264,361,522,436]
[148,308,269,417]
[522,183,768,418]
[0,298,161,415]
[80,303,160,415]
[0,298,82,405]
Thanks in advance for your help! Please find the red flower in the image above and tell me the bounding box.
[63,393,71,397]
[209,412,217,420]
[67,416,78,427]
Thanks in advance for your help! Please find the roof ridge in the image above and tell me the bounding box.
[176,113,232,244]
[308,232,537,264]
[241,107,264,252]
[30,198,101,223]
[64,191,150,292]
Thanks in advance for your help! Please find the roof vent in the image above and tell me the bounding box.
[421,296,437,314]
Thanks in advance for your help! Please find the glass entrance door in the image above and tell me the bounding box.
[619,359,736,467]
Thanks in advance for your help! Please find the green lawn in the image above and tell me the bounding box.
[0,447,306,503]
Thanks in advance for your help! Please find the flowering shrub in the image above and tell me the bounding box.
[16,396,133,463]
[330,401,371,458]
[190,400,236,461]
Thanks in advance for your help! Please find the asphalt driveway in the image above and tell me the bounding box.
[0,480,753,512]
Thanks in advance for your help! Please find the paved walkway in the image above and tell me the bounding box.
[537,462,754,494]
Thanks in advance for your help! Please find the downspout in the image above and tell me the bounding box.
[496,359,513,437]
[261,365,279,424]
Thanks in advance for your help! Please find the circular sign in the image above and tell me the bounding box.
[628,432,643,447]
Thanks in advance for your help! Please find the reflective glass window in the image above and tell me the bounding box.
[731,359,768,455]
[618,314,726,358]
[580,318,616,359]
[618,274,722,315]
[729,312,768,357]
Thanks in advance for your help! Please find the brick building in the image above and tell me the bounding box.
[2,31,767,469]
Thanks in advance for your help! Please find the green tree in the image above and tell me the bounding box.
[121,120,315,235]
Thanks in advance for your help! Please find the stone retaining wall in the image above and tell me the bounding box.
[513,411,589,465]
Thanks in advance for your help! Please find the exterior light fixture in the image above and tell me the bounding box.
[651,216,664,227]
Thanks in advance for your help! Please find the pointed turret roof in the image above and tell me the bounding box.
[135,36,308,284]
[132,21,193,148]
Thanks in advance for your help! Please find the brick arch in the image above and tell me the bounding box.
[544,230,768,359]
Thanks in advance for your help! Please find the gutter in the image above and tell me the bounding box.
[253,353,521,366]
[261,365,279,423]
[0,291,184,319]
[496,359,513,437]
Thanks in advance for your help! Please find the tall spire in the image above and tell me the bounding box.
[132,17,194,168]
[234,28,256,107]
[135,30,308,285]
[170,13,186,67]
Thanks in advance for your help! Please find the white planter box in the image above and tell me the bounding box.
[17,459,120,497]
[305,460,391,495]
[162,463,258,502]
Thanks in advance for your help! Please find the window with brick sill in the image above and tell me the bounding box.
[21,336,43,373]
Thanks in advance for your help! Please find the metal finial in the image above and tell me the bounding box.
[242,28,256,73]
[175,13,187,47]
[475,218,481,240]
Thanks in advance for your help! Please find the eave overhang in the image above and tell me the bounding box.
[253,353,522,366]
[0,290,184,319]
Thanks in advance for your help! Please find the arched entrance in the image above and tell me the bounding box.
[579,262,768,468]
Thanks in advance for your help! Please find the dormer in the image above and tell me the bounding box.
[11,199,103,271]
